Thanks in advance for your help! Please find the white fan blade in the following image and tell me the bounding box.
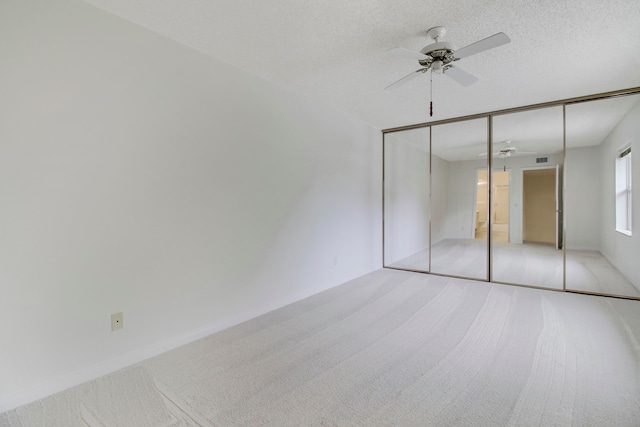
[454,32,511,59]
[478,152,505,157]
[386,47,428,61]
[385,69,426,91]
[493,140,512,146]
[444,65,478,86]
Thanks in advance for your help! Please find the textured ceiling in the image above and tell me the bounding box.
[82,0,640,130]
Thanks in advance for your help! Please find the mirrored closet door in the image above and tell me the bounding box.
[565,94,640,298]
[383,87,640,300]
[383,127,430,272]
[430,118,488,280]
[491,107,564,290]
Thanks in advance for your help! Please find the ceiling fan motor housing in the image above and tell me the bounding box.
[499,147,516,157]
[419,41,457,67]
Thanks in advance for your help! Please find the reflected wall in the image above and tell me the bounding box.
[565,94,640,298]
[491,107,564,290]
[431,118,488,280]
[383,128,430,271]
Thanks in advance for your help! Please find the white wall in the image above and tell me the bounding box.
[565,146,601,250]
[443,159,481,240]
[431,154,449,244]
[0,0,381,411]
[598,99,640,289]
[383,134,429,264]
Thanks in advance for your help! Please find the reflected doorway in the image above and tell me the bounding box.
[523,168,557,247]
[475,170,510,243]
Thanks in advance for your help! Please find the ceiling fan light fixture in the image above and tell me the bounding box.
[432,60,443,73]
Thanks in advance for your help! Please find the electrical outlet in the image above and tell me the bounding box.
[111,312,123,331]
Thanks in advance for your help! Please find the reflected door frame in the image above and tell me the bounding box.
[473,168,489,240]
[475,168,511,243]
[521,165,561,248]
[491,169,511,244]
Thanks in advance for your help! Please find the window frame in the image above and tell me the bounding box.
[615,145,632,236]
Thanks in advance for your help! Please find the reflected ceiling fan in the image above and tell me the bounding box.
[478,141,537,171]
[478,140,537,158]
[385,26,510,116]
[479,141,537,170]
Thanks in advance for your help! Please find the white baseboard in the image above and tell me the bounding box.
[565,246,600,252]
[0,283,344,413]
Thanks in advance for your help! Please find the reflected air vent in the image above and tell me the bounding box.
[536,157,548,163]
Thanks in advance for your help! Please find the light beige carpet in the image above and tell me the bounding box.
[2,269,640,426]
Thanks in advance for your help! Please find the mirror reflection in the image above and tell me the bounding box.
[491,107,564,289]
[382,90,640,300]
[431,118,488,280]
[383,127,430,271]
[565,94,640,297]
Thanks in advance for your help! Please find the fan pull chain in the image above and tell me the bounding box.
[429,69,433,117]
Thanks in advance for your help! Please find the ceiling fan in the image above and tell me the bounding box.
[479,141,537,158]
[385,26,510,115]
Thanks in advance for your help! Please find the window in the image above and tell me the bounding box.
[616,146,632,235]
